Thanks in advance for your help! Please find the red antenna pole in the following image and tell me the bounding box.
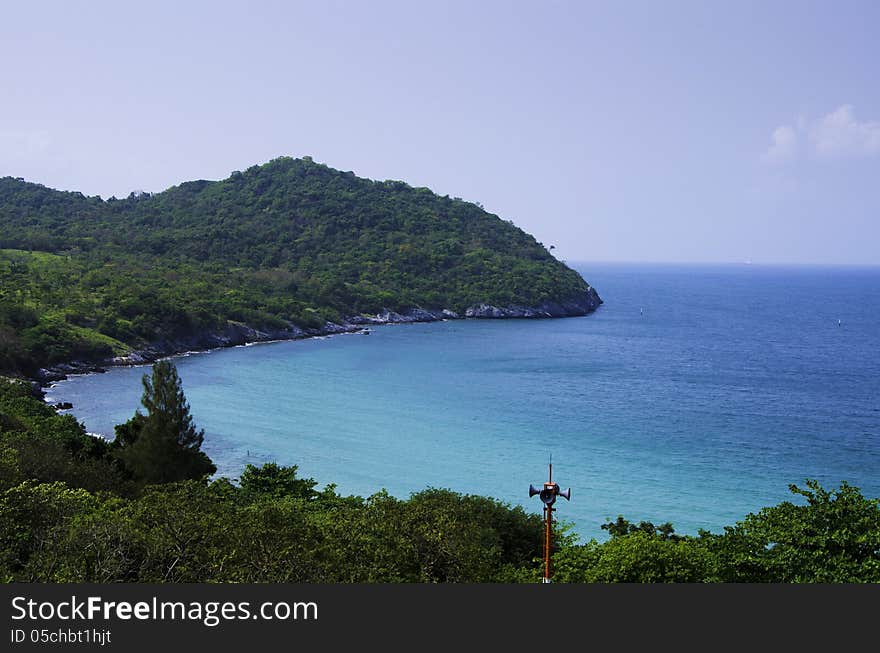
[530,457,569,584]
[543,462,554,583]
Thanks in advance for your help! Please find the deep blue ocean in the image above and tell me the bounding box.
[48,263,880,541]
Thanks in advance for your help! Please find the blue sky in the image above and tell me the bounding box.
[2,1,878,264]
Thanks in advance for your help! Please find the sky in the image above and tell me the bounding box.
[2,0,878,265]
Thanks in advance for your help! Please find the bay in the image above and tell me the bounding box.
[48,263,880,541]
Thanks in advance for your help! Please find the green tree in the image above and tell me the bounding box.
[553,533,712,583]
[602,516,681,540]
[703,480,880,582]
[0,480,99,581]
[0,379,130,494]
[238,462,318,501]
[113,361,215,485]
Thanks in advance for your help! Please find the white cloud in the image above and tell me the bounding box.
[761,125,798,164]
[809,105,880,158]
[762,105,880,163]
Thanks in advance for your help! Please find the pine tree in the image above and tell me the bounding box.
[113,361,216,484]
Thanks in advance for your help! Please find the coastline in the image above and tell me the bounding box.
[29,264,880,545]
[33,288,603,388]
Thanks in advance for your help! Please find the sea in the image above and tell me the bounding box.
[47,263,880,541]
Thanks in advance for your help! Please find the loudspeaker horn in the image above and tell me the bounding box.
[529,484,541,498]
[558,487,571,501]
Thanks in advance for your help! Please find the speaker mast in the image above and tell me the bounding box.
[529,459,571,583]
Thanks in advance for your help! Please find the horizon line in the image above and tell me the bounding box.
[564,259,880,268]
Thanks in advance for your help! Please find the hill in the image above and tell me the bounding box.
[0,157,601,378]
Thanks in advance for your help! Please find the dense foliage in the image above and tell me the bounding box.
[1,375,877,583]
[0,157,595,375]
[553,484,880,583]
[0,377,131,496]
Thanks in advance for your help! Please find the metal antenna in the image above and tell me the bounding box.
[528,459,570,583]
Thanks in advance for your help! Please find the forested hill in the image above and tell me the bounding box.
[0,156,600,376]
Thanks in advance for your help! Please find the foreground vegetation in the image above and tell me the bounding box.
[1,372,877,583]
[0,157,596,375]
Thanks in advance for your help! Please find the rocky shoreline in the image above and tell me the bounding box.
[35,288,602,386]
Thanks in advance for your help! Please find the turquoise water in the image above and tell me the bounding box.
[48,263,880,541]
